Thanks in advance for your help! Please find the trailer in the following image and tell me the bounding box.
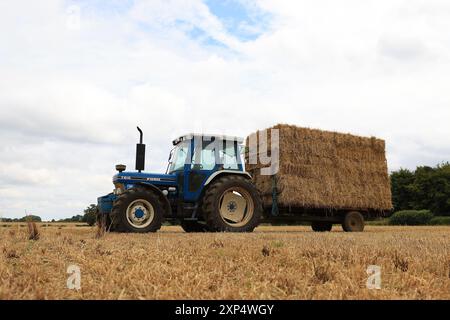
[246,124,393,231]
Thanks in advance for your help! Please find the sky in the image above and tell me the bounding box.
[1,0,450,220]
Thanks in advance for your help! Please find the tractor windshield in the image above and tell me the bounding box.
[168,140,190,173]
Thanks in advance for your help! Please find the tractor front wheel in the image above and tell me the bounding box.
[110,187,163,233]
[202,175,263,232]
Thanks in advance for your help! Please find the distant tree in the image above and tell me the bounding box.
[83,204,97,226]
[391,162,450,215]
[390,168,415,211]
[20,215,42,222]
[2,216,47,223]
[410,166,436,211]
[58,215,83,223]
[425,163,450,214]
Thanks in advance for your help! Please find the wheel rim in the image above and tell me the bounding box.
[126,199,154,229]
[346,212,363,231]
[218,187,254,227]
[350,219,362,231]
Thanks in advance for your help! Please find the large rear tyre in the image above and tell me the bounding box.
[110,187,163,233]
[202,175,262,232]
[180,220,209,233]
[311,221,332,232]
[342,211,365,232]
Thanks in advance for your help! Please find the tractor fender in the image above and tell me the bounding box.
[204,170,252,186]
[136,182,172,217]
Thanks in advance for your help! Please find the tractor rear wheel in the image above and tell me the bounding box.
[180,220,209,233]
[202,175,262,232]
[311,221,332,232]
[110,187,163,233]
[342,211,365,232]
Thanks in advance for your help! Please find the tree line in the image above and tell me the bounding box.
[1,215,42,222]
[1,204,98,225]
[51,204,97,225]
[391,162,450,215]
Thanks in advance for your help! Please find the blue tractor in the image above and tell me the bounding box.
[97,127,263,233]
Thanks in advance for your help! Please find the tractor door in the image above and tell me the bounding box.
[183,138,219,202]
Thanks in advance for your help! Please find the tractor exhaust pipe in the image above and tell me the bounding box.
[136,127,146,172]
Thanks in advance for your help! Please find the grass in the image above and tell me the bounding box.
[26,221,40,241]
[0,225,449,300]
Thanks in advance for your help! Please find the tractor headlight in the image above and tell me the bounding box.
[114,183,125,195]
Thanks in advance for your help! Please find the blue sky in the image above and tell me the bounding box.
[69,0,271,47]
[204,0,271,41]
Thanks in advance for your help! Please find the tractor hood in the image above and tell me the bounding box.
[113,171,177,186]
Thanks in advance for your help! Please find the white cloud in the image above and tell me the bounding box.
[0,0,449,219]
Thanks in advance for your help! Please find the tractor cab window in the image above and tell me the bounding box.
[190,138,241,171]
[219,142,240,170]
[191,139,216,171]
[168,141,189,173]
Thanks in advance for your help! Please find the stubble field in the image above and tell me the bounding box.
[0,224,449,300]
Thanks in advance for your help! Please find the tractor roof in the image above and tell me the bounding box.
[173,133,244,146]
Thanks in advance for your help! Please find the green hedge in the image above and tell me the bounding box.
[389,210,434,225]
[428,216,450,225]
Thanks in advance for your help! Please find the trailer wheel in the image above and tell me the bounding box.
[342,211,365,232]
[202,175,262,232]
[180,221,209,233]
[311,221,332,232]
[110,187,163,233]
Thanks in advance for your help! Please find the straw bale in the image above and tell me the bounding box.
[245,124,392,211]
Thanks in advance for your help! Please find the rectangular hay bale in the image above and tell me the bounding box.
[245,124,392,211]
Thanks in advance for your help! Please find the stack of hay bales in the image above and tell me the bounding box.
[245,124,392,211]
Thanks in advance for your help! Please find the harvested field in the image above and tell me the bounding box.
[246,124,392,211]
[0,224,449,300]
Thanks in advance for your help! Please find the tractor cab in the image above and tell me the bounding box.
[167,133,246,202]
[97,128,262,233]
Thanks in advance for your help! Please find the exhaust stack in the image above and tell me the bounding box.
[136,127,146,172]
